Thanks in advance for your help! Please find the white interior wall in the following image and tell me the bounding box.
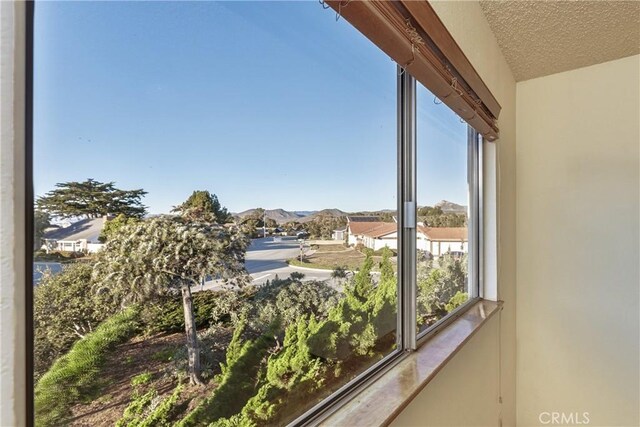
[516,54,640,427]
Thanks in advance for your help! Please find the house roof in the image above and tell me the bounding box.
[349,221,397,238]
[418,226,468,242]
[43,217,105,243]
[347,216,381,223]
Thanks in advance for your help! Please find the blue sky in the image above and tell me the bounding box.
[34,0,468,214]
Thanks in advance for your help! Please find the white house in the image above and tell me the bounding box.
[417,225,468,257]
[346,219,398,251]
[42,217,107,253]
[345,216,467,256]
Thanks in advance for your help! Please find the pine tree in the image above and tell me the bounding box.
[36,179,147,219]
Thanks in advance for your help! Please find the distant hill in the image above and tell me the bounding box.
[234,204,465,224]
[434,200,467,214]
[232,201,465,224]
[298,208,348,223]
[233,208,304,224]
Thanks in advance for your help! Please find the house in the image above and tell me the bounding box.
[42,217,107,253]
[347,220,398,251]
[417,225,468,257]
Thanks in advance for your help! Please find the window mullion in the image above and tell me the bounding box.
[398,68,417,351]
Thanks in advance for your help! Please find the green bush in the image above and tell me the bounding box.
[141,290,243,334]
[116,383,184,427]
[178,323,275,426]
[35,307,141,427]
[331,266,348,279]
[445,291,469,313]
[34,263,121,378]
[417,253,468,320]
[250,278,340,331]
[131,371,153,387]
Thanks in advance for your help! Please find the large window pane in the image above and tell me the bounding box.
[33,1,398,425]
[415,84,472,334]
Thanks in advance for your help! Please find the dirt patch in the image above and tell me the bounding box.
[68,332,183,426]
[292,247,397,272]
[68,326,234,426]
[313,244,350,253]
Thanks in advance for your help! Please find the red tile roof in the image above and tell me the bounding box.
[418,226,468,241]
[348,222,397,238]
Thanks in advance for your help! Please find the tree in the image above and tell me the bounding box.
[239,208,266,237]
[417,205,467,227]
[36,179,147,219]
[34,210,51,250]
[92,216,250,384]
[98,214,139,242]
[173,191,232,223]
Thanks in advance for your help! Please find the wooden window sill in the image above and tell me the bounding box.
[318,299,503,427]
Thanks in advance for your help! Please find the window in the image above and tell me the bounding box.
[30,1,482,426]
[415,84,480,338]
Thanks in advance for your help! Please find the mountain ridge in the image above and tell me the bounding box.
[232,200,465,224]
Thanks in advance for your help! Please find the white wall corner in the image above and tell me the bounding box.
[0,0,27,425]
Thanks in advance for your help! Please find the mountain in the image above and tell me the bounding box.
[233,207,400,224]
[434,200,467,214]
[293,211,316,217]
[233,208,304,224]
[297,208,348,223]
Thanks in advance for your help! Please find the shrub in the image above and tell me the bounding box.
[35,307,141,427]
[331,266,348,279]
[141,290,244,334]
[34,263,121,378]
[289,271,305,281]
[445,291,469,313]
[250,278,340,331]
[116,383,184,427]
[417,253,468,318]
[131,371,153,387]
[178,323,276,426]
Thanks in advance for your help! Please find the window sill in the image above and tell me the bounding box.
[318,299,503,427]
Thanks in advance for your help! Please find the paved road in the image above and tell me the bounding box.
[33,237,336,290]
[200,237,334,291]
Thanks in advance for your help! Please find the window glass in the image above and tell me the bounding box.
[415,84,472,334]
[33,1,398,425]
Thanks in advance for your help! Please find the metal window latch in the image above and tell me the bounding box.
[404,201,416,229]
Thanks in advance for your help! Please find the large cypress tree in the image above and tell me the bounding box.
[36,179,147,219]
[93,216,250,385]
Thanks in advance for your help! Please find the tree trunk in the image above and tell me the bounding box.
[181,283,204,385]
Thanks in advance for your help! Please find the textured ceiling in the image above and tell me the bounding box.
[479,1,640,81]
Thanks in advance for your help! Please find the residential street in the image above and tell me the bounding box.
[200,236,335,291]
[33,237,336,289]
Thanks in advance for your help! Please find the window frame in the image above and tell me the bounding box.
[25,7,484,426]
[292,70,483,425]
